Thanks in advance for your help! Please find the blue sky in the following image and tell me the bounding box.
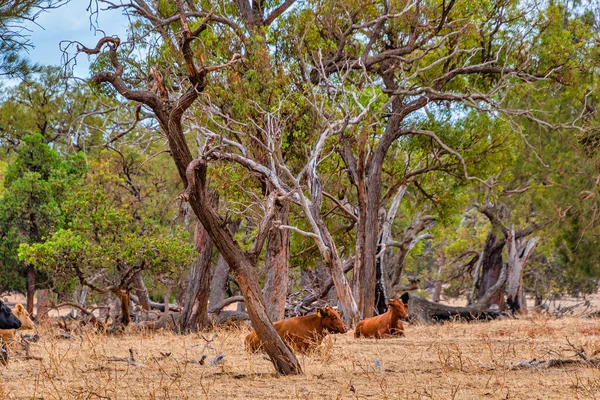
[17,0,129,78]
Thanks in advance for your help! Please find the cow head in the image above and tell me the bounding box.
[316,307,347,334]
[0,301,22,330]
[13,304,34,330]
[387,298,409,319]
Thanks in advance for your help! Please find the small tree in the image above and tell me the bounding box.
[0,133,84,312]
[19,181,194,324]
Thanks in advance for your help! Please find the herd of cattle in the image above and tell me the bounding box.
[0,297,409,362]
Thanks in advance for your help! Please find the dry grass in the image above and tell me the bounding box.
[2,316,600,399]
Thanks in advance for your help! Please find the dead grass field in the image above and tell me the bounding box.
[1,316,600,399]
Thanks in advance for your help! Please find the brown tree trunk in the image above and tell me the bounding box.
[117,290,131,326]
[85,34,301,374]
[180,194,218,332]
[209,255,230,307]
[340,145,366,318]
[362,216,379,319]
[180,219,215,331]
[176,147,301,375]
[432,281,442,303]
[476,228,506,309]
[263,201,289,322]
[26,267,35,315]
[132,273,151,311]
[209,220,240,309]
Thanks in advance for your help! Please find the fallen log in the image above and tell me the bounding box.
[130,294,180,312]
[208,310,249,325]
[510,358,600,370]
[209,296,244,314]
[400,293,503,323]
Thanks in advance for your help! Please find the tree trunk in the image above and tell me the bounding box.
[340,139,368,319]
[432,281,442,303]
[209,220,241,309]
[182,158,301,374]
[132,273,151,311]
[476,228,506,309]
[86,36,301,374]
[263,202,290,322]
[378,186,407,305]
[506,232,538,314]
[362,163,380,319]
[117,290,131,326]
[26,267,35,315]
[374,246,387,315]
[209,255,230,307]
[36,289,49,319]
[180,198,217,332]
[432,262,443,303]
[315,261,337,303]
[317,219,359,325]
[300,257,354,309]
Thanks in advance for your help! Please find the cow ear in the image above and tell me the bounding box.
[316,308,323,318]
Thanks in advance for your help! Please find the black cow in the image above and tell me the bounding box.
[0,300,21,330]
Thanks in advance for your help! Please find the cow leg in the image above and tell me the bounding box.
[390,327,404,336]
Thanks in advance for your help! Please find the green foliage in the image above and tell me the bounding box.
[0,66,111,150]
[18,147,195,295]
[0,133,85,292]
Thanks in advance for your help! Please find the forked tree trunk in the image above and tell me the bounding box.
[84,35,301,375]
[26,267,35,315]
[132,273,151,311]
[184,159,301,374]
[263,202,290,322]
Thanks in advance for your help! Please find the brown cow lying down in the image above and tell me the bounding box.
[354,298,408,338]
[0,304,35,343]
[245,307,348,353]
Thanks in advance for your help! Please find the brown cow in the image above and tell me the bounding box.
[0,304,35,343]
[354,298,408,338]
[245,307,347,353]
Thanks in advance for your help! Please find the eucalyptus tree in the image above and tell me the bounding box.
[73,0,303,375]
[291,0,599,317]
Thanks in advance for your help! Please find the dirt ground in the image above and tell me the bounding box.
[1,315,600,399]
